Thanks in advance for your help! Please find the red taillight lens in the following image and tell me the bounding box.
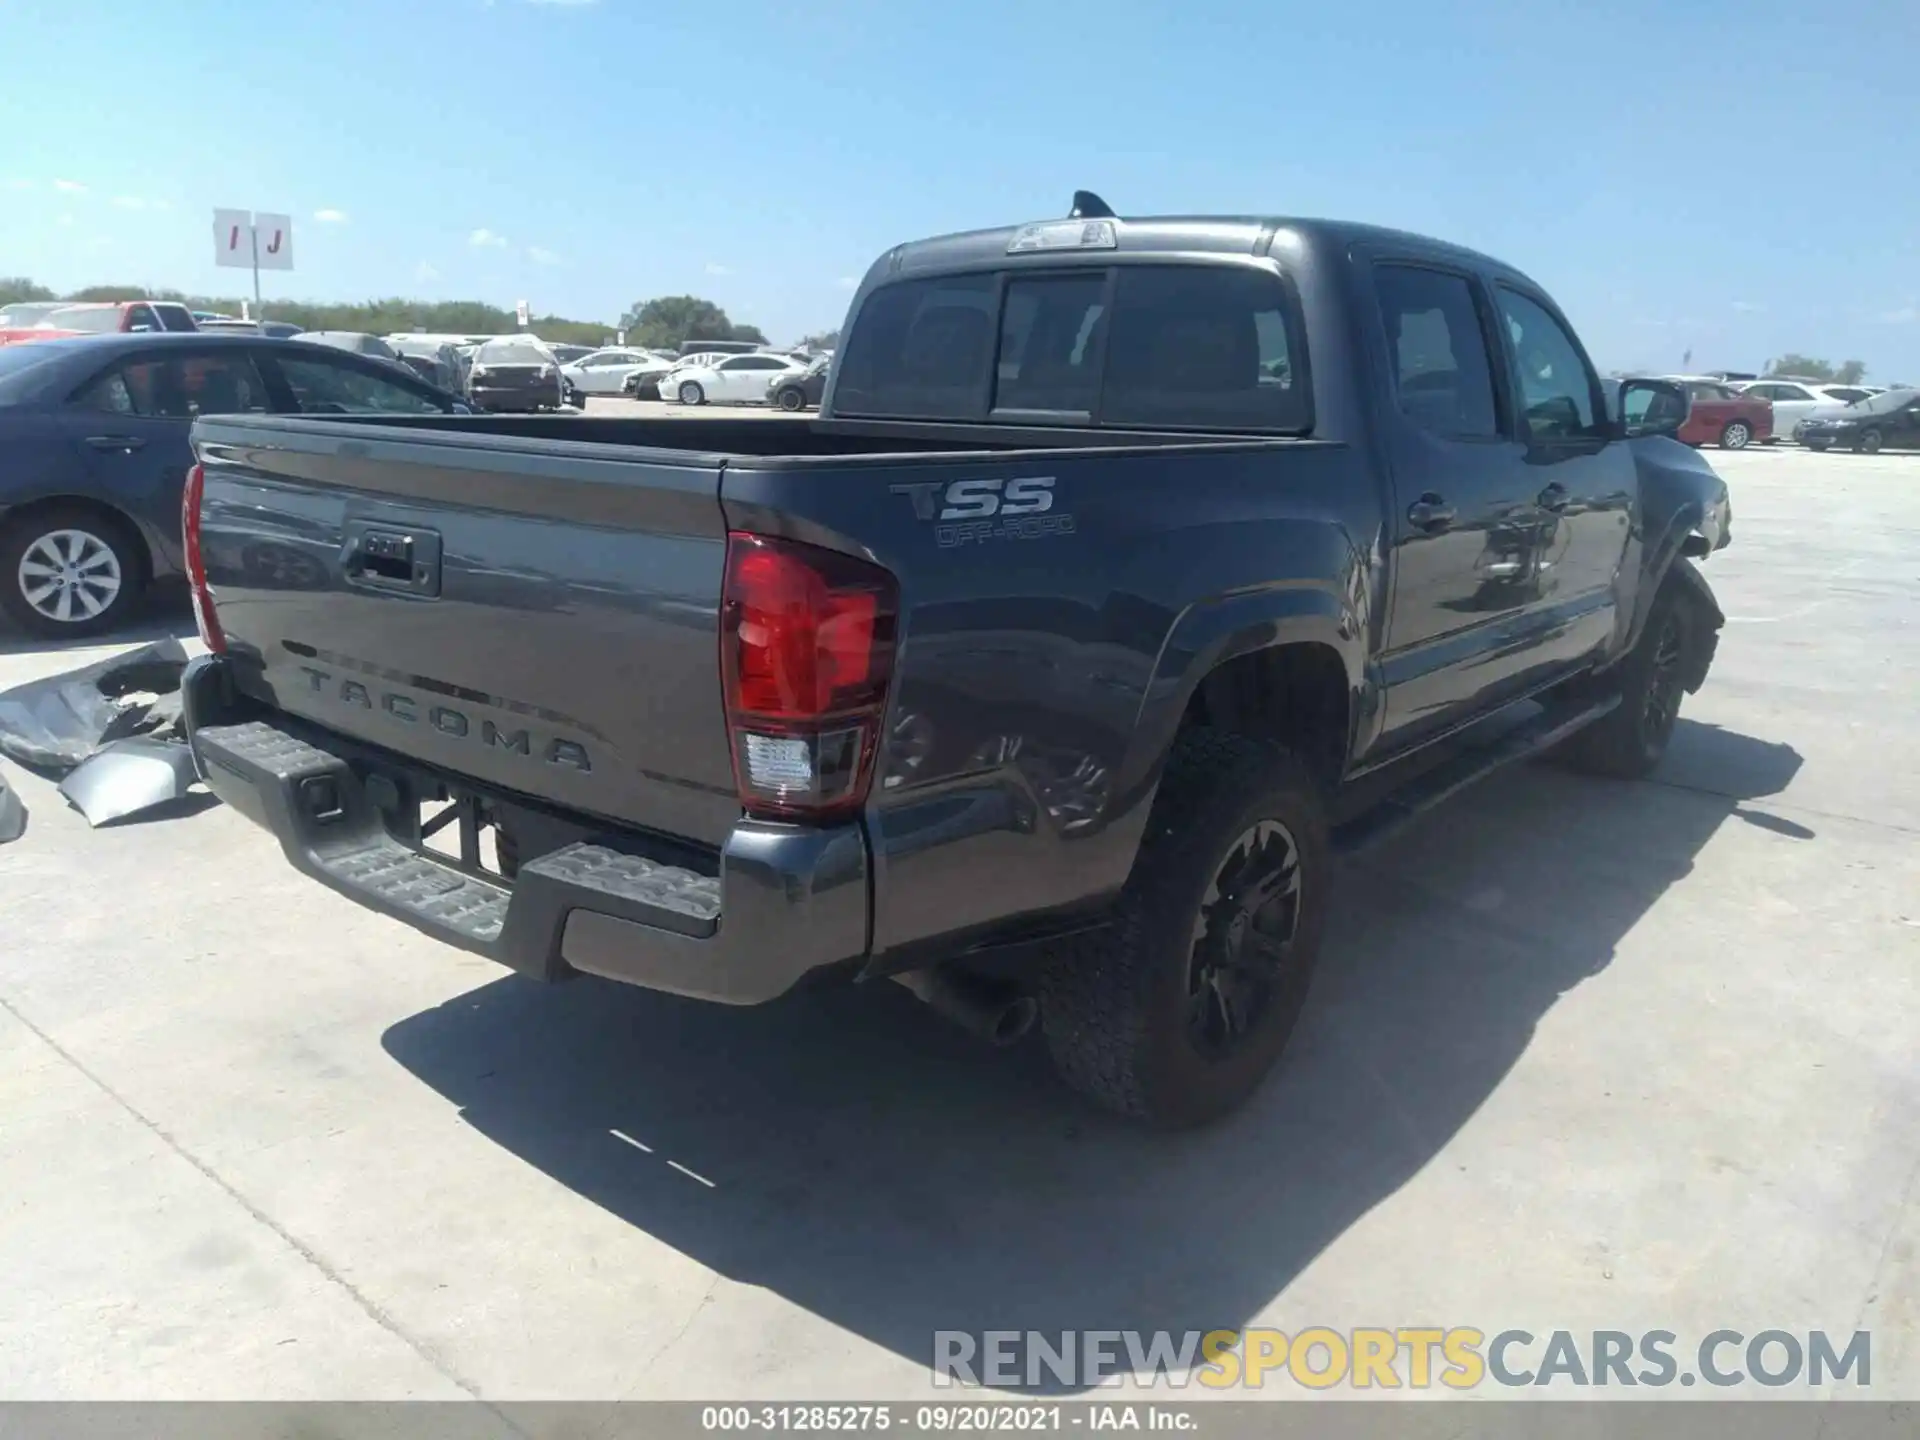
[182,461,226,653]
[721,532,898,820]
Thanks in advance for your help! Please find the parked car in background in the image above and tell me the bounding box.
[467,335,564,412]
[768,354,831,411]
[1798,388,1920,454]
[389,336,466,393]
[1733,378,1849,441]
[1656,376,1773,449]
[10,300,200,343]
[674,339,760,357]
[297,331,406,364]
[564,347,673,397]
[0,334,465,637]
[663,351,803,405]
[632,351,725,400]
[0,301,72,343]
[1812,384,1876,406]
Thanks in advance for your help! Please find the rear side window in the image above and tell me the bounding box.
[274,355,447,414]
[834,273,996,418]
[1100,267,1303,432]
[1373,265,1500,438]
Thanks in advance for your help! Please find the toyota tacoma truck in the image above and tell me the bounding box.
[180,195,1731,1127]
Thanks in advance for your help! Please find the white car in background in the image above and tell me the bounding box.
[1733,379,1859,441]
[661,352,804,406]
[561,347,674,396]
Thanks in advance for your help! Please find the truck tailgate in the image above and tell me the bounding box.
[192,418,739,847]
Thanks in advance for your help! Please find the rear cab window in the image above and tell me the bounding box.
[834,262,1311,433]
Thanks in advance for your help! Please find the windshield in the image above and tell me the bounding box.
[1845,388,1918,416]
[475,337,552,366]
[0,302,66,328]
[39,306,120,334]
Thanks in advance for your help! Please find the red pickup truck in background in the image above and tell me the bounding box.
[0,300,200,346]
[1657,375,1773,450]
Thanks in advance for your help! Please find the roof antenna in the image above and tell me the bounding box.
[1069,190,1115,220]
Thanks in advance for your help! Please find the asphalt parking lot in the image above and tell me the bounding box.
[0,443,1915,1401]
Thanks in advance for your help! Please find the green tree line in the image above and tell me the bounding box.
[3,276,772,350]
[1764,354,1868,385]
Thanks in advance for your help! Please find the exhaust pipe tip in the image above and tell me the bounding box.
[892,968,1037,1049]
[992,995,1039,1047]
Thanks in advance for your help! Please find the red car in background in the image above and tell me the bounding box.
[0,299,199,346]
[1658,375,1773,450]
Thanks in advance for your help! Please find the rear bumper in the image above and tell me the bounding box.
[181,656,869,1004]
[470,382,559,411]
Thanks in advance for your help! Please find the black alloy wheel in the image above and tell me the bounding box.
[1186,819,1303,1059]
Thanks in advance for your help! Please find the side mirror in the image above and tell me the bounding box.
[1617,378,1689,440]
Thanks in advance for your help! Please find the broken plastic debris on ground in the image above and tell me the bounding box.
[0,638,208,828]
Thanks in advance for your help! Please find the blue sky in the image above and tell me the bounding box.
[4,0,1917,376]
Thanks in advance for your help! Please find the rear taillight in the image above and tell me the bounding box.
[721,532,898,820]
[182,461,226,653]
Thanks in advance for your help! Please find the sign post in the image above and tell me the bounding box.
[515,299,530,330]
[214,209,294,322]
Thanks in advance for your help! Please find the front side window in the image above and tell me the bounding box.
[275,355,446,414]
[75,354,273,417]
[1495,288,1601,442]
[1373,265,1500,438]
[156,305,199,333]
[1101,266,1305,432]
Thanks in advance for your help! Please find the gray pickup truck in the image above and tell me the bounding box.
[182,195,1731,1127]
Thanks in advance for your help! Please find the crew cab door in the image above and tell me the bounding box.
[1487,283,1633,673]
[1362,258,1547,747]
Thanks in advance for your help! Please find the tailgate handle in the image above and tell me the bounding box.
[341,524,442,597]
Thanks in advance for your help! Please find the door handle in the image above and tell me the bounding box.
[1407,494,1456,531]
[1537,483,1571,512]
[85,434,147,452]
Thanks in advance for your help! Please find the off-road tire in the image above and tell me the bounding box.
[1558,580,1697,779]
[1038,729,1331,1128]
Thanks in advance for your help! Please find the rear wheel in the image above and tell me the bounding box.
[678,380,705,406]
[1719,420,1751,450]
[0,505,147,639]
[1039,730,1330,1128]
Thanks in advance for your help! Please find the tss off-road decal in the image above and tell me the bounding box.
[890,477,1077,548]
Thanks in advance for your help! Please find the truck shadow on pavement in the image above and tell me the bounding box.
[382,718,1802,1393]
